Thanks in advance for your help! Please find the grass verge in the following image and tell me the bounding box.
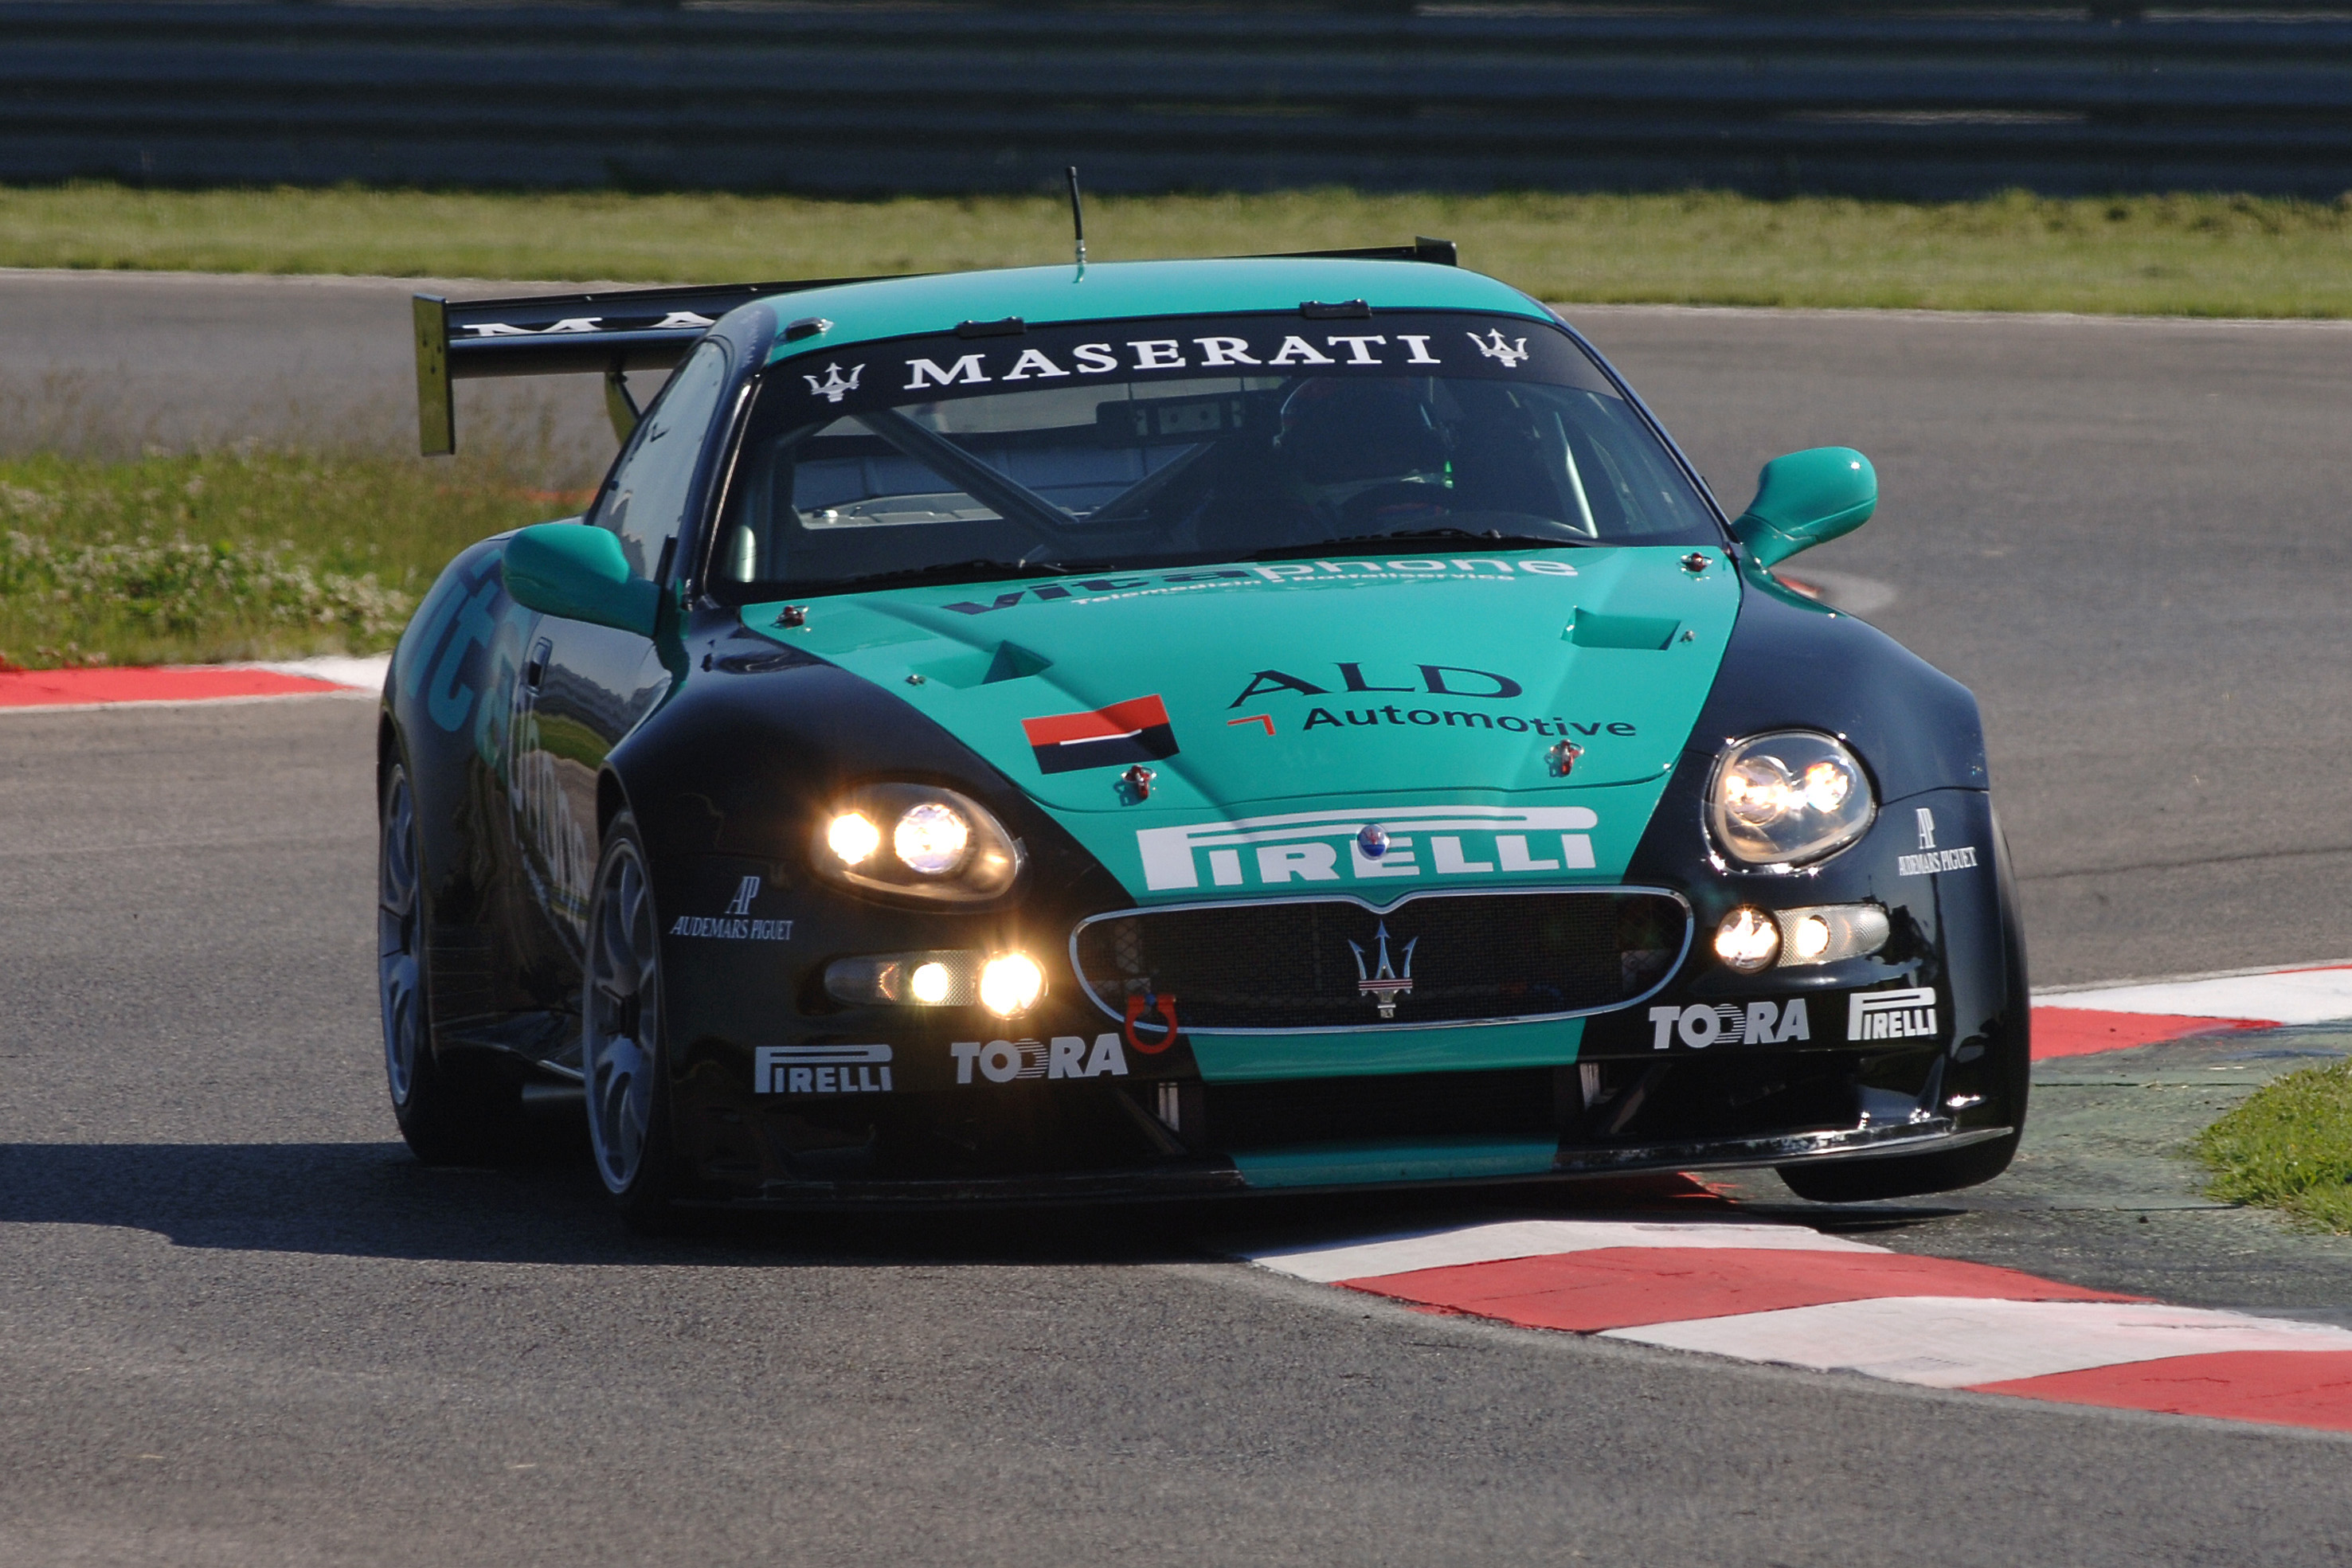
[10,183,2352,317]
[2193,1061,2352,1232]
[0,448,574,670]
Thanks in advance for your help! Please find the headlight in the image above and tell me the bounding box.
[1707,731,1875,867]
[893,801,970,875]
[827,811,882,866]
[812,784,1022,902]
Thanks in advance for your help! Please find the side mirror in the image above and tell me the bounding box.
[1730,447,1877,569]
[502,522,661,637]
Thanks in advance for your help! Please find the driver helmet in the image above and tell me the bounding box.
[1275,377,1451,488]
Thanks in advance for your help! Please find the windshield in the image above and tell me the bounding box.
[706,311,1719,598]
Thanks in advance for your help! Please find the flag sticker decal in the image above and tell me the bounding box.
[1021,694,1179,775]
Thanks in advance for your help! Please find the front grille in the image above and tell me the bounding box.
[1071,890,1688,1032]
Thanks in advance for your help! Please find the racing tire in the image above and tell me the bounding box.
[379,760,522,1164]
[581,811,685,1234]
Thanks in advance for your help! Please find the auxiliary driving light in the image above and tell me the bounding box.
[909,961,954,1004]
[978,952,1046,1018]
[1771,902,1891,968]
[1713,906,1782,973]
[824,950,1044,1014]
[1709,901,1890,976]
[824,950,978,1007]
[1791,913,1833,961]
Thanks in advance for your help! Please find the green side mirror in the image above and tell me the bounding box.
[1730,447,1877,569]
[502,522,660,637]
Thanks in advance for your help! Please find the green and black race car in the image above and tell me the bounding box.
[380,240,2026,1227]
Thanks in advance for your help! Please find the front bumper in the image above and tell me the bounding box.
[659,783,2025,1203]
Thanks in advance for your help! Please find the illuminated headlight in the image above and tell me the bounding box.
[812,784,1022,902]
[894,801,970,875]
[977,952,1045,1018]
[827,811,882,866]
[1707,731,1875,867]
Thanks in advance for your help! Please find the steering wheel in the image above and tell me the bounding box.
[1336,481,1455,533]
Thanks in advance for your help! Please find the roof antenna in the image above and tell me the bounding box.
[1066,166,1086,271]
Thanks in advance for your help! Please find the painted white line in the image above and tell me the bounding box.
[1246,1218,1884,1285]
[2037,957,2352,996]
[2037,965,2352,1026]
[1605,1297,2352,1388]
[245,654,390,691]
[0,689,373,716]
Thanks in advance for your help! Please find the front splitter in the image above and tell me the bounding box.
[684,1118,2009,1210]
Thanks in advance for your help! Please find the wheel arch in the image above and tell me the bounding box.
[597,766,632,841]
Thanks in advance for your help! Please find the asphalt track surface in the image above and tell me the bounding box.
[5,272,2352,1563]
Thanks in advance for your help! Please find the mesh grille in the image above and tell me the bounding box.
[1073,891,1686,1031]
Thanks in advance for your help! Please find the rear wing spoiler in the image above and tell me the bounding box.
[410,238,1456,456]
[412,276,875,456]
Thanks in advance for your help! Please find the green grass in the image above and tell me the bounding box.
[2193,1061,2352,1232]
[0,448,575,670]
[11,182,2352,317]
[11,179,2352,666]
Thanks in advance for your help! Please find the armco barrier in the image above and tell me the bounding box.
[5,2,2351,197]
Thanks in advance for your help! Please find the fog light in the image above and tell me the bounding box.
[827,811,882,866]
[978,952,1045,1017]
[1714,906,1781,974]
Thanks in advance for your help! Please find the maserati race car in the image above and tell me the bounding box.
[381,240,2026,1226]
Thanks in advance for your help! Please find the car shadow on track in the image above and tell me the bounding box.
[0,1139,1771,1268]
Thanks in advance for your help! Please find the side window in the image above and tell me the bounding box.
[597,341,733,580]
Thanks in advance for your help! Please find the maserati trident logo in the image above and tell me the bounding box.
[1467,329,1530,367]
[804,362,864,403]
[1349,920,1418,1019]
[723,874,761,917]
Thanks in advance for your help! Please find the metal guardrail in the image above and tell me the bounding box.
[6,2,2351,196]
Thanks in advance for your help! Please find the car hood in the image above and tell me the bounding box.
[749,545,1740,898]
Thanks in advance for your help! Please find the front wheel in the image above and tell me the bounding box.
[582,811,682,1231]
